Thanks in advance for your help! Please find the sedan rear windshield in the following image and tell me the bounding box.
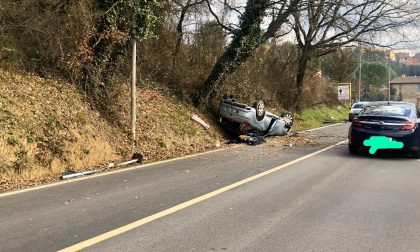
[360,104,412,117]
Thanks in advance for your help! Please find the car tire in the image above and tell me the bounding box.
[253,100,265,121]
[281,112,294,128]
[348,143,359,154]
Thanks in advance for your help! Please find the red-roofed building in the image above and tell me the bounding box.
[406,57,420,65]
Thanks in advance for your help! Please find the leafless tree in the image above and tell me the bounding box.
[196,0,302,109]
[171,0,206,58]
[291,0,420,111]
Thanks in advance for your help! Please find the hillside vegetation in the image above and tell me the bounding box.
[0,69,225,191]
[0,0,371,191]
[0,67,351,191]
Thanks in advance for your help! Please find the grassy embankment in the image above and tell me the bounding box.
[293,107,348,132]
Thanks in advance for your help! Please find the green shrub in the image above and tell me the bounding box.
[7,135,18,146]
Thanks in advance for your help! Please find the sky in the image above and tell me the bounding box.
[182,0,420,53]
[381,26,420,54]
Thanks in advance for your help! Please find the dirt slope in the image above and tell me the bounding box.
[0,69,225,191]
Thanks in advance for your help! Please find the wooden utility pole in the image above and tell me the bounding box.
[359,46,362,101]
[388,53,391,102]
[131,17,137,145]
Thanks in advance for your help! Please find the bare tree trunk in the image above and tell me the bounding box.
[195,44,258,108]
[196,0,301,110]
[170,0,204,96]
[169,4,189,94]
[196,0,269,109]
[173,1,190,63]
[294,48,310,112]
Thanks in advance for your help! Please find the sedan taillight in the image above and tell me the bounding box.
[352,119,363,128]
[401,121,416,130]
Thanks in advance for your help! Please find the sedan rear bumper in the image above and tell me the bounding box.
[349,127,420,151]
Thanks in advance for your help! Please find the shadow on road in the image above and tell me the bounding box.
[328,144,417,161]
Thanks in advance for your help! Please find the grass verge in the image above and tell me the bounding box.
[292,106,348,132]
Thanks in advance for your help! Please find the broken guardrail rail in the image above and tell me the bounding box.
[60,153,143,180]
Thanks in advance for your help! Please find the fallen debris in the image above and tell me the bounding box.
[192,114,210,130]
[265,135,319,148]
[240,135,266,145]
[60,168,103,180]
[119,159,139,166]
[60,153,143,180]
[227,134,266,145]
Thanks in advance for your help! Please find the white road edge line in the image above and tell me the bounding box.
[58,140,348,252]
[0,146,236,198]
[1,122,347,198]
[297,122,346,134]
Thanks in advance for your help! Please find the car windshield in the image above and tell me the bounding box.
[352,103,363,108]
[360,104,412,117]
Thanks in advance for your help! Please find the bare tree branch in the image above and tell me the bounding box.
[205,0,235,32]
[290,0,420,111]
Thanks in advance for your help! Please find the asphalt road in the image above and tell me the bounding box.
[2,123,420,251]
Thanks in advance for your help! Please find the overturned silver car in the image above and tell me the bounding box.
[218,97,293,136]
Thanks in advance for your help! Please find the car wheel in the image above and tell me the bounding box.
[253,100,265,121]
[348,143,359,154]
[281,112,294,128]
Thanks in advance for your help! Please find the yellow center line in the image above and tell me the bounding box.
[58,140,348,252]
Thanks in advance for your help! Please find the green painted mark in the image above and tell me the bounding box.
[363,136,404,154]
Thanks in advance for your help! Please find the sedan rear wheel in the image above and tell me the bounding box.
[348,143,359,154]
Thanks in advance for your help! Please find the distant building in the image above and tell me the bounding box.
[406,57,420,66]
[397,52,410,58]
[396,52,411,64]
[390,76,420,104]
[396,52,420,66]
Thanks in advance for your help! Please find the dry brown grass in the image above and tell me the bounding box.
[0,69,226,192]
[0,69,125,190]
[0,68,334,192]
